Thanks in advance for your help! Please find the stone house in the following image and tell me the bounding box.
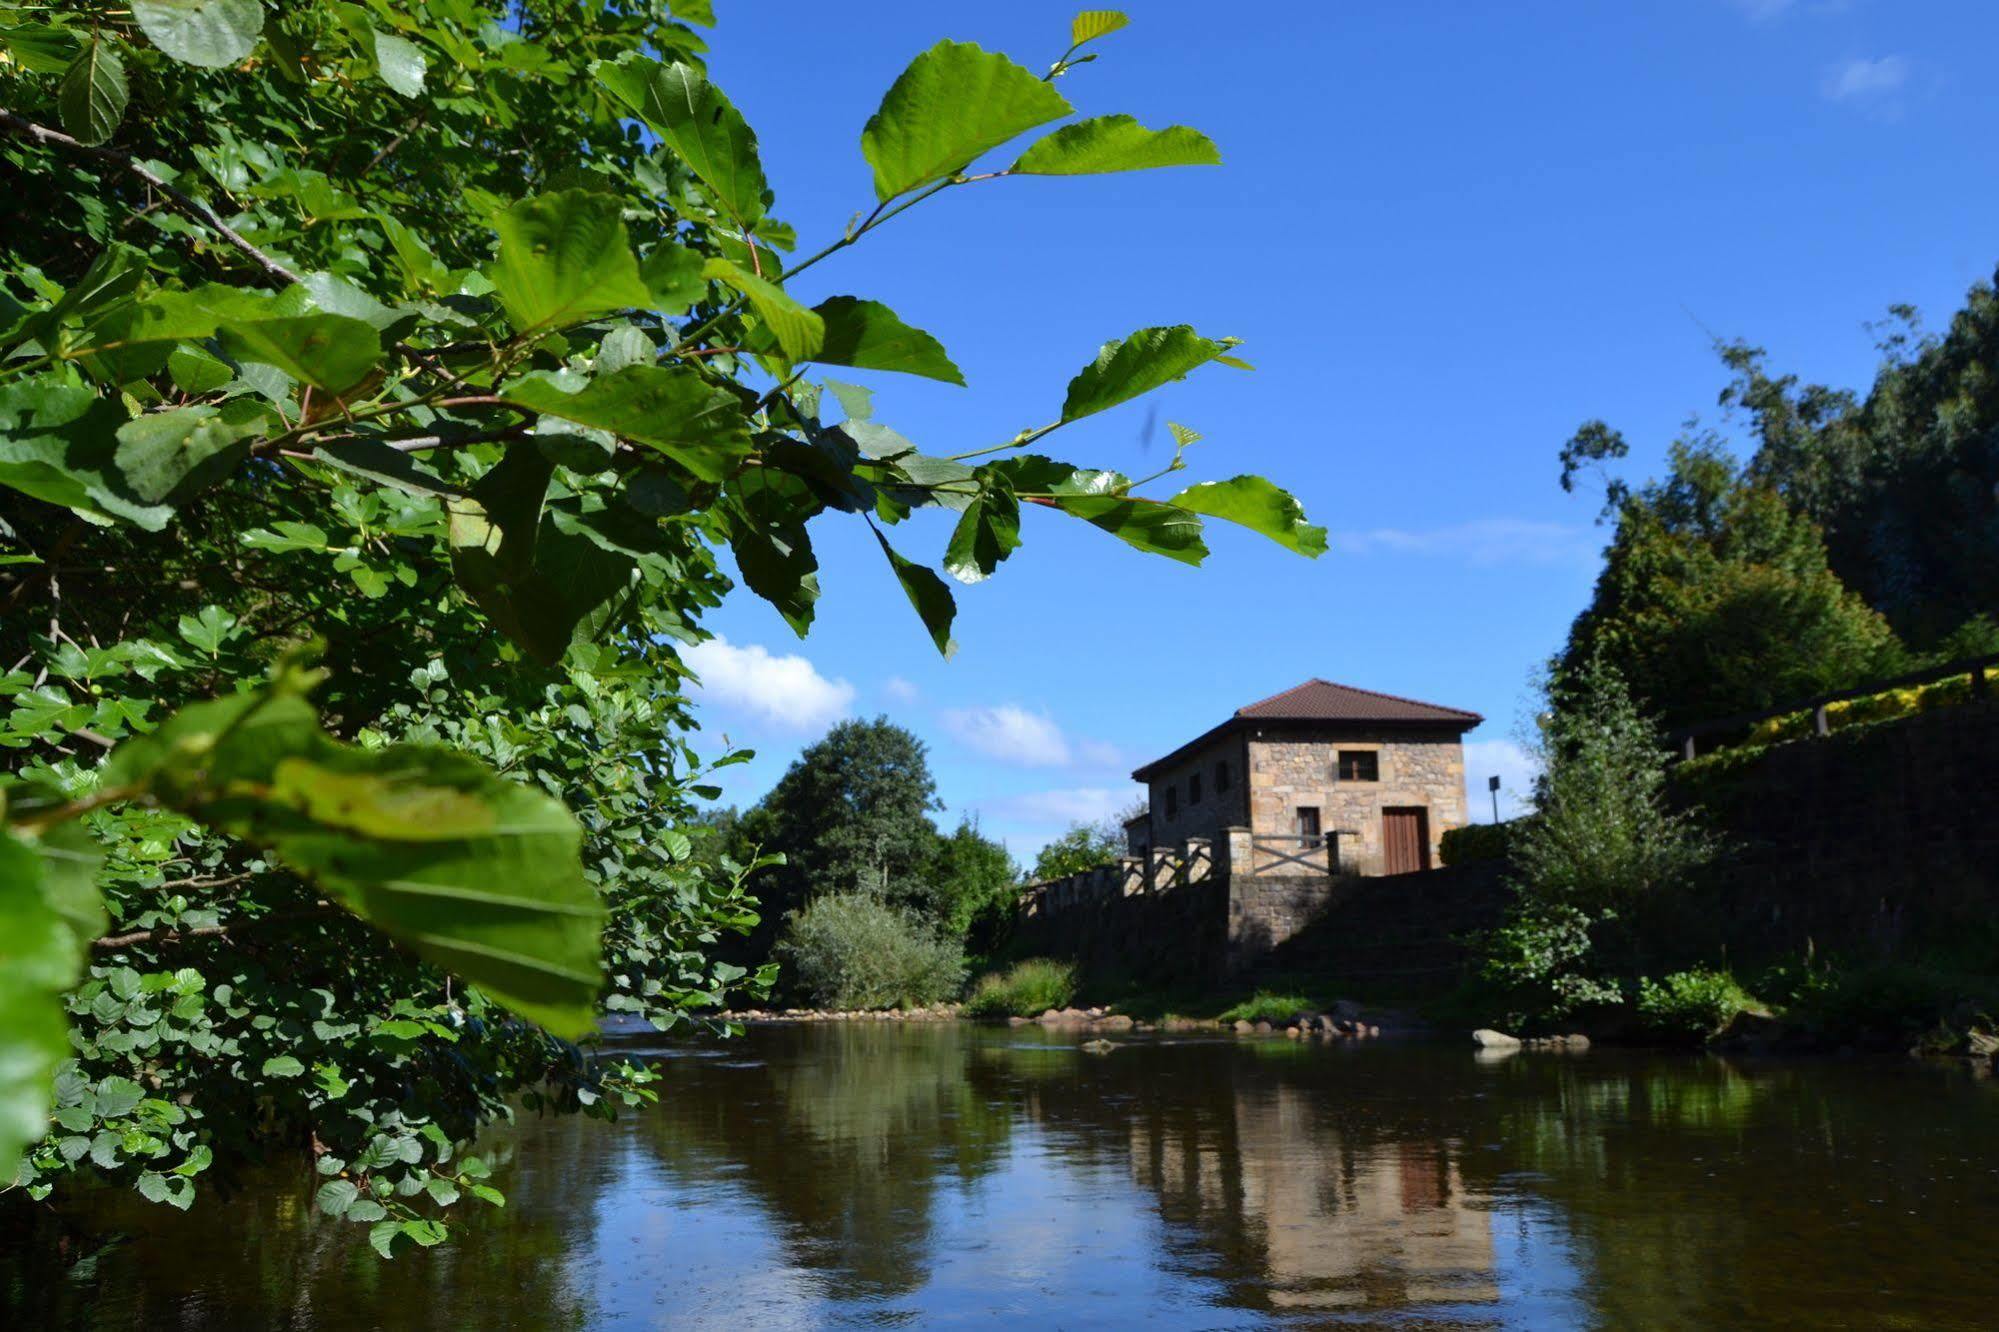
[1128,679,1480,876]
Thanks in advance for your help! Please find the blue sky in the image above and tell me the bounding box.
[676,0,1999,859]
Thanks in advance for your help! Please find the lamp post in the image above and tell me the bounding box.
[1487,774,1501,824]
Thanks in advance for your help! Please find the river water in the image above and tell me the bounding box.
[6,1022,1998,1329]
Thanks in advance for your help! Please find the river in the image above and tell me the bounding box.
[6,1022,1997,1329]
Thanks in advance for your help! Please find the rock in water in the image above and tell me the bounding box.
[1472,1028,1522,1049]
[1080,1039,1118,1054]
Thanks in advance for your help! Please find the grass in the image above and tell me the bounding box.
[961,958,1078,1018]
[1216,990,1322,1025]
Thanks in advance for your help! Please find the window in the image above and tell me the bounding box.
[1164,783,1178,818]
[1295,805,1322,848]
[1216,759,1231,793]
[1337,750,1379,782]
[1189,772,1203,804]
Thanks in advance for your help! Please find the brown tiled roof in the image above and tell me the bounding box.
[1132,679,1481,781]
[1234,678,1482,726]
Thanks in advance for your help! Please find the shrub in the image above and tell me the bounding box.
[962,959,1078,1018]
[1745,673,1974,747]
[1473,904,1625,1031]
[1635,968,1759,1043]
[1439,820,1521,866]
[775,892,966,1010]
[1218,991,1319,1025]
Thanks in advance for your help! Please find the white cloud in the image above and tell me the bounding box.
[943,704,1071,766]
[680,636,854,731]
[1822,55,1909,101]
[1463,739,1540,823]
[1328,519,1597,567]
[882,675,919,704]
[982,785,1147,826]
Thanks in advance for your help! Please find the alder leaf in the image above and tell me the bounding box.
[131,0,263,69]
[58,38,127,146]
[860,40,1072,201]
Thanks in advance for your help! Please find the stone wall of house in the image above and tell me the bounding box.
[1144,734,1249,850]
[1246,727,1468,874]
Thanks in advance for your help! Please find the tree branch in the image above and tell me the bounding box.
[0,109,304,287]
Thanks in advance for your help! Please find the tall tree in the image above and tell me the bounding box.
[1561,432,1904,727]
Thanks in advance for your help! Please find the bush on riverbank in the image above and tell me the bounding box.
[962,959,1078,1017]
[1218,991,1320,1025]
[776,893,966,1010]
[1635,969,1761,1044]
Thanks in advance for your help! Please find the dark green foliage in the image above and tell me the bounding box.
[1561,436,1904,728]
[0,1,1316,1250]
[1438,820,1519,867]
[1634,969,1759,1045]
[775,892,965,1010]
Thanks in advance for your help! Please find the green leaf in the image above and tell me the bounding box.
[1056,494,1207,564]
[1059,325,1240,423]
[1168,476,1327,556]
[448,451,648,665]
[112,400,268,503]
[216,315,382,396]
[860,41,1072,201]
[372,29,426,97]
[1012,115,1220,176]
[0,381,172,530]
[704,259,822,361]
[0,827,93,1184]
[721,476,821,637]
[943,480,1021,584]
[594,56,769,226]
[131,0,262,69]
[871,526,956,656]
[503,366,750,483]
[810,298,964,385]
[369,1219,401,1259]
[58,38,127,147]
[102,674,605,1038]
[315,1177,358,1217]
[1071,10,1130,47]
[261,1054,304,1077]
[176,604,238,656]
[639,244,706,315]
[824,379,872,422]
[668,0,715,23]
[487,190,652,336]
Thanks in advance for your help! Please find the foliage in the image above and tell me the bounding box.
[961,958,1076,1018]
[1559,434,1904,728]
[1029,818,1127,883]
[1472,903,1625,1031]
[1216,991,1319,1025]
[1634,968,1759,1044]
[1438,819,1520,867]
[919,818,1020,943]
[774,892,965,1010]
[1511,654,1720,916]
[1744,671,1977,746]
[0,3,1317,1249]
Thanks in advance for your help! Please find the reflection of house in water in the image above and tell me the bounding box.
[1129,1085,1498,1314]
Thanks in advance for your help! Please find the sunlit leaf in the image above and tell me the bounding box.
[943,480,1021,584]
[372,29,426,97]
[503,366,750,483]
[487,190,652,336]
[594,55,769,225]
[1169,476,1327,556]
[216,315,381,396]
[131,0,262,69]
[860,40,1071,201]
[0,381,172,530]
[1070,10,1130,47]
[112,400,269,503]
[1059,325,1241,423]
[1012,115,1219,175]
[703,258,823,361]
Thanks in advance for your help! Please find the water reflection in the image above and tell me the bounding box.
[6,1025,1998,1329]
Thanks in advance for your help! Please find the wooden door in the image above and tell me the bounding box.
[1382,807,1430,875]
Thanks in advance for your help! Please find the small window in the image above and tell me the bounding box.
[1189,772,1203,804]
[1337,750,1379,782]
[1164,783,1178,818]
[1295,805,1322,848]
[1216,759,1231,793]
